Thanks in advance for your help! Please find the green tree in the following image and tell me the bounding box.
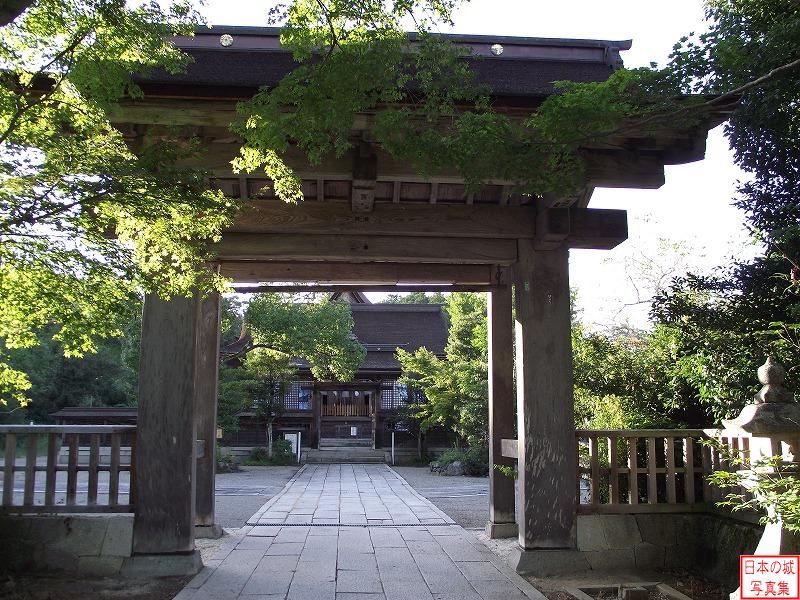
[0,0,238,406]
[648,0,800,421]
[217,293,365,434]
[232,0,690,204]
[380,291,448,305]
[219,348,294,458]
[398,292,488,446]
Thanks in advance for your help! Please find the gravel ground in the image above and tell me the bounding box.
[214,465,299,528]
[392,465,491,529]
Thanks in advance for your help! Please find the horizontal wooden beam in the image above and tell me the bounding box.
[230,284,502,293]
[583,150,665,189]
[228,202,627,249]
[230,201,536,238]
[218,261,503,285]
[535,207,628,250]
[214,233,518,265]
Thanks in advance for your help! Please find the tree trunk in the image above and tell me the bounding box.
[267,419,274,459]
[417,430,423,460]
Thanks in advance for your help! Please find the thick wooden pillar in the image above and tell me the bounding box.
[195,293,221,537]
[514,242,576,550]
[486,284,518,538]
[134,293,200,555]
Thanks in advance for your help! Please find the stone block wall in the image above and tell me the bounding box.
[577,513,762,587]
[0,514,134,576]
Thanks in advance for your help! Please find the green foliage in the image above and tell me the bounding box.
[380,291,448,305]
[650,0,800,423]
[245,293,365,381]
[217,293,365,434]
[435,447,465,465]
[2,315,140,424]
[493,464,518,480]
[220,297,245,347]
[432,445,488,476]
[462,444,489,476]
[707,441,800,533]
[398,292,487,445]
[234,0,687,203]
[243,439,295,466]
[0,0,239,406]
[572,323,684,428]
[216,446,239,473]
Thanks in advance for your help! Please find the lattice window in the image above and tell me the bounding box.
[380,381,411,410]
[282,381,313,411]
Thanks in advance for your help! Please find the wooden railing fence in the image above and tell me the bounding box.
[321,404,371,417]
[0,425,136,514]
[576,429,751,515]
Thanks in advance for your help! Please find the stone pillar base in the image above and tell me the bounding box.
[121,550,202,577]
[485,521,518,539]
[509,546,589,576]
[195,524,225,539]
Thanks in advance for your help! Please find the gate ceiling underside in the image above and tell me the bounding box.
[109,27,731,288]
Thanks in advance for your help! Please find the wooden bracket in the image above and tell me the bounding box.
[534,207,628,250]
[352,141,377,213]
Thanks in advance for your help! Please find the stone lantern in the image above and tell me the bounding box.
[722,357,799,600]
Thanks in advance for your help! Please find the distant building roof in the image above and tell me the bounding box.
[51,407,137,419]
[221,294,449,374]
[350,303,448,372]
[136,26,631,103]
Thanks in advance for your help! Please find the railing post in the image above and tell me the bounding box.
[608,436,619,505]
[627,436,638,505]
[23,433,37,506]
[0,425,136,513]
[44,433,58,506]
[3,433,16,507]
[683,436,695,504]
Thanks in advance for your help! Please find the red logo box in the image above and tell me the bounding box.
[741,555,800,599]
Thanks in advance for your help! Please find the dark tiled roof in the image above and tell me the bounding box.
[136,26,630,100]
[351,304,448,372]
[221,302,448,374]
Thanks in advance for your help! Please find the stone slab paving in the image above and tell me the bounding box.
[175,464,546,600]
[249,464,455,527]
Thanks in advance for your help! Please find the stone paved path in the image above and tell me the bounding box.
[176,464,544,600]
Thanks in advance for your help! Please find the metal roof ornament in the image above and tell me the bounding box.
[219,34,234,47]
[490,44,504,56]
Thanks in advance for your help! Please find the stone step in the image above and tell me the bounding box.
[305,454,386,465]
[304,447,387,464]
[319,438,373,448]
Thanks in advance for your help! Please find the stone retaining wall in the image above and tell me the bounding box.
[577,513,763,587]
[0,514,134,576]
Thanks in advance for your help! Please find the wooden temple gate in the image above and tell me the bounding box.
[113,27,727,570]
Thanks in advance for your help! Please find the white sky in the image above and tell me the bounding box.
[203,0,753,330]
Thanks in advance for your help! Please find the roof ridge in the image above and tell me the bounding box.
[191,25,632,50]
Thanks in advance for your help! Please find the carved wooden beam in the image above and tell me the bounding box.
[218,261,502,284]
[228,202,627,249]
[214,233,518,264]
